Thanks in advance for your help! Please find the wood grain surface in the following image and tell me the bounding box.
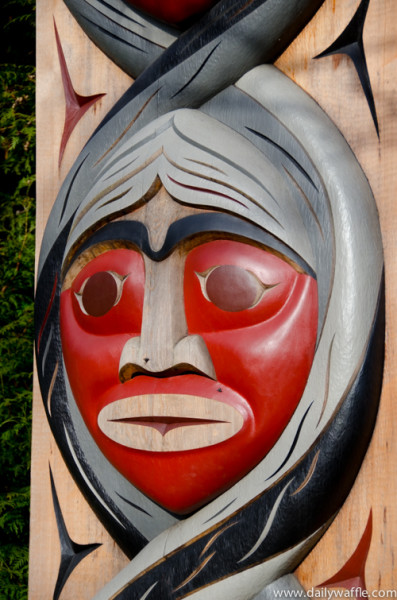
[31,0,396,597]
[281,0,397,591]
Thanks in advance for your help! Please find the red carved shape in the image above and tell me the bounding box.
[123,0,218,25]
[317,510,373,598]
[54,20,105,167]
[60,241,318,513]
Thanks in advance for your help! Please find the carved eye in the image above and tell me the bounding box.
[196,265,274,312]
[75,271,128,317]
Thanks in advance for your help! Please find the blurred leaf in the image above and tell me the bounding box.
[0,2,35,597]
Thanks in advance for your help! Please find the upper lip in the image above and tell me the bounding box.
[98,393,241,422]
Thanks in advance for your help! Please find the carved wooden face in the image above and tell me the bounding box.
[60,188,318,514]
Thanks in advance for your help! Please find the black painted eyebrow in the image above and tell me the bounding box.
[69,213,316,278]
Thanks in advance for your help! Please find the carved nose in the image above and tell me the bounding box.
[118,253,216,382]
[119,334,216,382]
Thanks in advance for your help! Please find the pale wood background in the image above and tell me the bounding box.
[31,0,397,597]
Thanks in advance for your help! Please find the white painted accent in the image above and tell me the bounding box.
[139,582,158,600]
[238,479,294,562]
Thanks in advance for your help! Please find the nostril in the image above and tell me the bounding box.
[119,362,214,384]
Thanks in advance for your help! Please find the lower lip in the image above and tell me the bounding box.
[97,375,252,452]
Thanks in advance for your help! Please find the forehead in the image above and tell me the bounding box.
[63,111,316,274]
[121,186,207,252]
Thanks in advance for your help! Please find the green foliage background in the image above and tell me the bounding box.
[0,0,35,597]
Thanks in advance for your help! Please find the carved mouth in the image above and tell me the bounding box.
[98,394,244,452]
[109,416,228,436]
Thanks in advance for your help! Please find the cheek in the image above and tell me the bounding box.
[198,276,318,435]
[60,248,144,416]
[60,290,129,419]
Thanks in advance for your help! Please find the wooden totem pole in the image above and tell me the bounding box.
[32,1,396,598]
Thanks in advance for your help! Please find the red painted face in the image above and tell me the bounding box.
[122,0,218,25]
[60,226,317,514]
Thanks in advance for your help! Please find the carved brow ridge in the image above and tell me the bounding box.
[68,212,316,278]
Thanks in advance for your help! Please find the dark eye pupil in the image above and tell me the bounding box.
[206,265,260,312]
[82,272,118,317]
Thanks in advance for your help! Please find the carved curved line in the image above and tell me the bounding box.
[266,403,313,480]
[95,88,161,166]
[64,0,177,82]
[314,0,378,136]
[228,0,256,20]
[49,466,101,600]
[103,157,139,181]
[78,14,148,53]
[41,323,54,376]
[203,498,237,523]
[186,158,226,175]
[116,493,153,518]
[238,478,294,563]
[164,147,267,209]
[283,167,324,240]
[173,551,216,593]
[37,273,58,352]
[88,0,143,27]
[171,120,282,211]
[47,362,59,417]
[171,42,221,99]
[95,186,133,211]
[317,334,335,426]
[167,176,248,209]
[109,528,223,598]
[73,150,162,232]
[139,582,159,600]
[63,426,126,528]
[199,521,238,558]
[290,450,320,497]
[246,127,318,191]
[59,155,89,224]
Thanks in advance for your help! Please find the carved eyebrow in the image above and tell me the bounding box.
[67,213,315,278]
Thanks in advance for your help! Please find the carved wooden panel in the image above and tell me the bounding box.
[31,1,396,598]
